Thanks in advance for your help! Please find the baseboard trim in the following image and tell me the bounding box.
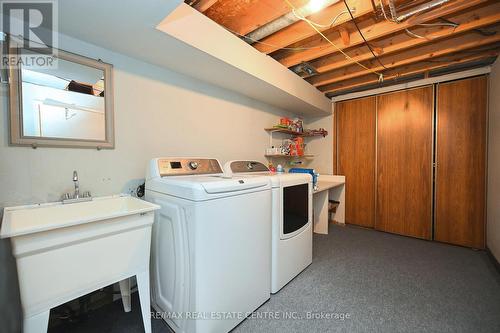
[486,247,500,275]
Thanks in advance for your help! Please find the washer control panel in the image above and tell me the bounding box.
[158,158,222,176]
[230,161,269,173]
[188,161,199,170]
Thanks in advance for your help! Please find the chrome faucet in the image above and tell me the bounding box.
[62,170,92,204]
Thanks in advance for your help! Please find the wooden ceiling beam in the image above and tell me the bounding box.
[203,0,309,36]
[322,49,499,94]
[311,28,500,87]
[254,0,378,54]
[307,2,500,75]
[194,0,219,12]
[276,0,489,68]
[338,26,351,46]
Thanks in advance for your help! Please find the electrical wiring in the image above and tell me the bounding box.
[283,0,385,82]
[343,0,388,70]
[322,10,352,28]
[291,9,352,29]
[407,17,459,40]
[232,9,354,51]
[405,28,428,39]
[418,22,459,28]
[403,20,458,40]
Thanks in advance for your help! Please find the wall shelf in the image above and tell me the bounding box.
[265,126,328,161]
[264,127,328,137]
[265,154,314,158]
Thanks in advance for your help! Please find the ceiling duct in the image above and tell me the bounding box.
[244,0,340,43]
[393,0,452,23]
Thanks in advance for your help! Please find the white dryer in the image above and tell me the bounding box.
[146,158,272,333]
[224,161,312,293]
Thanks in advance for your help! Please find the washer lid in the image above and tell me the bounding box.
[147,175,270,201]
[201,177,269,194]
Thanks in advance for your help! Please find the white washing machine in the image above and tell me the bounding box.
[145,158,272,333]
[224,161,312,293]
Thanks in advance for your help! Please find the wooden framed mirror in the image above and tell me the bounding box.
[7,40,114,149]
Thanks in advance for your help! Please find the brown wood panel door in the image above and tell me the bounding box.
[336,96,376,228]
[376,87,434,239]
[435,77,487,249]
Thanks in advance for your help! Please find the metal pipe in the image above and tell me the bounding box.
[396,0,451,22]
[245,12,298,42]
[245,0,340,42]
[388,0,398,21]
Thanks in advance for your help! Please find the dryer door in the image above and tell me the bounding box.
[281,183,310,239]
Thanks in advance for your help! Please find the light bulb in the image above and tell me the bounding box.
[306,0,327,14]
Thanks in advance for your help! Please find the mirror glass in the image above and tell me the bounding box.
[20,49,106,141]
[8,44,114,149]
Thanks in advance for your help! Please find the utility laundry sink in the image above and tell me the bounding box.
[1,195,160,333]
[1,195,159,238]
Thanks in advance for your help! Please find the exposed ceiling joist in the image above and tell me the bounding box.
[254,0,379,54]
[203,0,309,36]
[307,2,500,75]
[193,0,219,12]
[338,26,351,46]
[245,0,340,42]
[189,0,500,97]
[275,0,488,68]
[312,28,500,88]
[323,48,499,94]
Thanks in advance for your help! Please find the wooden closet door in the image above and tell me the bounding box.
[376,87,433,239]
[435,77,487,249]
[336,96,376,228]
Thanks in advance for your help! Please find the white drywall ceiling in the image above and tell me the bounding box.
[56,0,331,116]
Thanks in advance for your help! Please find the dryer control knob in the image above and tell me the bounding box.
[189,161,199,170]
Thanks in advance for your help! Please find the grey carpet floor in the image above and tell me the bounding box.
[49,225,500,333]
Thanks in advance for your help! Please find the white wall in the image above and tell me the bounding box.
[0,18,333,331]
[156,3,331,116]
[488,60,500,262]
[22,82,105,139]
[0,35,313,208]
[303,112,334,175]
